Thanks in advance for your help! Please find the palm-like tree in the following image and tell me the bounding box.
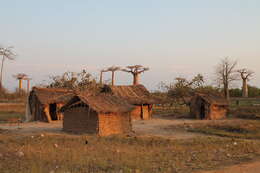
[0,46,16,88]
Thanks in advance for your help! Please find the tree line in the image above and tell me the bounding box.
[0,45,258,101]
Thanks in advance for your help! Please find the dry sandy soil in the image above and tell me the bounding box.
[0,115,229,139]
[197,160,260,173]
[1,115,260,173]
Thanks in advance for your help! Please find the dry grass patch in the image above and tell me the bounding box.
[153,105,190,118]
[0,112,24,123]
[231,106,260,120]
[0,103,25,113]
[185,120,260,140]
[0,103,25,122]
[0,132,260,173]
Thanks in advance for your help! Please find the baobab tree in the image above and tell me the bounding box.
[106,66,121,86]
[237,68,254,98]
[215,57,238,100]
[0,46,16,88]
[23,77,32,93]
[13,73,28,93]
[99,68,108,85]
[122,65,149,85]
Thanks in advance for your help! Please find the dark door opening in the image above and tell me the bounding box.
[49,103,58,120]
[200,103,206,119]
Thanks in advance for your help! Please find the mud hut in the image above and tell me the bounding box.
[28,87,74,122]
[102,85,158,120]
[190,93,229,120]
[60,93,134,136]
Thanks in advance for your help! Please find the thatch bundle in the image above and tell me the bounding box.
[102,84,159,105]
[29,87,74,105]
[101,85,161,120]
[61,92,135,114]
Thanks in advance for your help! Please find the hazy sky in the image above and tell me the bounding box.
[1,0,259,91]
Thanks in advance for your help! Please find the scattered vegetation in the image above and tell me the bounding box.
[0,112,24,122]
[0,103,25,122]
[230,86,260,98]
[47,69,99,91]
[0,133,260,173]
[0,87,27,103]
[230,106,260,120]
[153,105,190,118]
[186,120,260,140]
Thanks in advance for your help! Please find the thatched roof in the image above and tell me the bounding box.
[61,93,135,114]
[30,87,74,105]
[194,93,229,106]
[101,85,159,105]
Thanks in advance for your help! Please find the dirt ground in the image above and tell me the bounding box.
[1,115,260,173]
[0,115,233,139]
[197,160,260,173]
[0,114,255,139]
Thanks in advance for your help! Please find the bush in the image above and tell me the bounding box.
[232,106,260,120]
[0,87,27,102]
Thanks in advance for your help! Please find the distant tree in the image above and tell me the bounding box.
[229,88,242,97]
[122,65,149,85]
[215,57,238,100]
[99,68,108,85]
[167,74,205,105]
[229,86,260,98]
[196,85,221,95]
[237,68,254,98]
[23,77,32,93]
[0,46,16,88]
[13,73,28,93]
[48,69,98,91]
[106,66,121,86]
[248,85,260,97]
[191,74,204,88]
[77,69,97,90]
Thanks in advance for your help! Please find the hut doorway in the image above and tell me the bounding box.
[200,103,206,119]
[49,103,58,120]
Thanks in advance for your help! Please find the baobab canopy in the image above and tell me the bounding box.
[122,65,149,85]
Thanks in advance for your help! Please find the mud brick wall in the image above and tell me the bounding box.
[98,112,132,136]
[131,106,142,120]
[63,107,98,134]
[208,105,227,120]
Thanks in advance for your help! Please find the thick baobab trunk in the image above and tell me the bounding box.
[242,79,248,98]
[225,88,230,100]
[0,57,5,89]
[27,80,30,93]
[19,79,23,93]
[111,71,115,86]
[100,71,103,85]
[224,83,230,100]
[133,73,140,85]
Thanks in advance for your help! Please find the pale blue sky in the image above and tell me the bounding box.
[0,0,260,90]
